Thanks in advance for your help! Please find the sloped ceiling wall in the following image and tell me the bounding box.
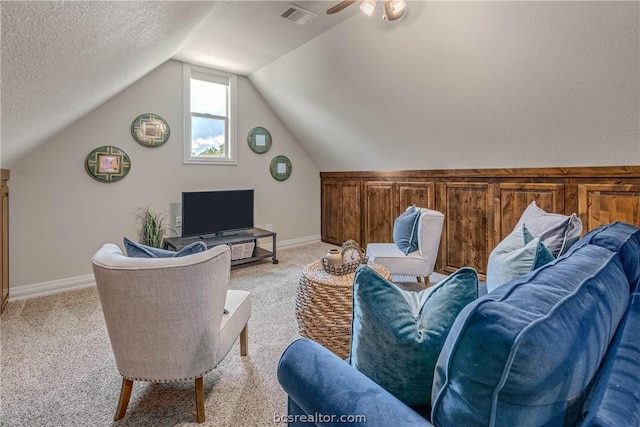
[3,2,638,172]
[1,1,215,167]
[250,1,640,171]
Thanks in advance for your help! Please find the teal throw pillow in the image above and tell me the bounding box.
[123,237,207,258]
[486,224,555,293]
[349,265,478,406]
[393,206,421,255]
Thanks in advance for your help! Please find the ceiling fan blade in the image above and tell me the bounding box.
[326,0,357,14]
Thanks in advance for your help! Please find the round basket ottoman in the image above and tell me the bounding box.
[295,260,391,359]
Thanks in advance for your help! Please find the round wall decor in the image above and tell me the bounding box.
[131,113,170,147]
[247,127,272,154]
[85,146,131,183]
[270,155,292,181]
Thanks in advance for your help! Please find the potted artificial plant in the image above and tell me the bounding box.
[137,206,167,248]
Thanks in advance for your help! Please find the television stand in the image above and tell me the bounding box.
[163,227,278,267]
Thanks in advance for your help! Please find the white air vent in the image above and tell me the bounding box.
[280,3,317,26]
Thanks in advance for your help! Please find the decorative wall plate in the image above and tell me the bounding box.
[247,127,272,154]
[85,146,131,183]
[270,155,292,181]
[131,113,170,147]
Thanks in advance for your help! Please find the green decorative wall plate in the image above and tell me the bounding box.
[270,155,292,181]
[131,113,170,147]
[247,127,272,154]
[85,146,131,183]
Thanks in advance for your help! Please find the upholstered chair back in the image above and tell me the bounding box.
[92,243,230,382]
[417,208,445,273]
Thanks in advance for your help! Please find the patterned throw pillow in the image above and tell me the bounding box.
[349,265,478,406]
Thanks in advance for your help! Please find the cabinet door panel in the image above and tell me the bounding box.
[578,184,640,232]
[341,180,362,245]
[438,182,494,275]
[499,183,565,239]
[321,180,341,245]
[364,181,395,245]
[397,181,435,216]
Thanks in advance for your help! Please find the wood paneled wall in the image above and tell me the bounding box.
[320,166,640,277]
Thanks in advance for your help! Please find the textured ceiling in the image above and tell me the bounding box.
[251,1,640,170]
[173,1,358,75]
[0,1,356,168]
[1,1,216,168]
[2,1,637,171]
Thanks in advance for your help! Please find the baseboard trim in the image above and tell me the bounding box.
[10,274,96,301]
[9,234,322,301]
[257,234,321,251]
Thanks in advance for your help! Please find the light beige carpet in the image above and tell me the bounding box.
[0,242,445,427]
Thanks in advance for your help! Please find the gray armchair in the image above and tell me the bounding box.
[92,243,251,423]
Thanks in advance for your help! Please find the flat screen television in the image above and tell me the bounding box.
[182,189,254,237]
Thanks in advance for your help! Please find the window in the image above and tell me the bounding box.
[183,63,237,164]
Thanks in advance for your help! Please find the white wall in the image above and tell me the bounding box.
[9,60,320,288]
[251,1,640,171]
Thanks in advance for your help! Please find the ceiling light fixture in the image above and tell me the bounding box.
[359,0,376,17]
[327,0,406,21]
[385,0,406,21]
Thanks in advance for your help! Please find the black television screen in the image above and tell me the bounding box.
[182,189,254,237]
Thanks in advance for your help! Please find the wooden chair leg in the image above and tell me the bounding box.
[115,378,133,421]
[195,376,205,423]
[424,276,431,287]
[240,324,248,356]
[417,276,423,283]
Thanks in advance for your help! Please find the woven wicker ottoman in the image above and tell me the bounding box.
[295,260,391,359]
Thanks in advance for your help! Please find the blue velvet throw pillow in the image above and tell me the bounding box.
[349,265,478,406]
[393,206,421,255]
[486,224,555,293]
[123,237,207,258]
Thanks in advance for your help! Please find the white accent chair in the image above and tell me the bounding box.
[92,243,251,423]
[366,207,445,285]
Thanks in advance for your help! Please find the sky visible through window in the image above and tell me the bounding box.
[190,79,227,157]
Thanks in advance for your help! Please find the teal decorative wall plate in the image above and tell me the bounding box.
[131,113,170,147]
[270,155,292,181]
[247,126,272,154]
[85,146,131,183]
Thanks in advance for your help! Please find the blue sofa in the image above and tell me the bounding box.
[278,222,640,426]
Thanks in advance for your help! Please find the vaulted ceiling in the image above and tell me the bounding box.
[2,1,638,170]
[1,1,356,168]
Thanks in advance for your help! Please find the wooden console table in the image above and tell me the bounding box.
[163,227,278,267]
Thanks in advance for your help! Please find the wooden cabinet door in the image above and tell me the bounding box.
[321,180,342,245]
[364,181,396,246]
[437,182,494,276]
[321,179,363,246]
[578,184,640,232]
[498,183,565,240]
[341,180,362,245]
[397,181,436,216]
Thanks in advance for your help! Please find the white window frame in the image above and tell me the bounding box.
[183,63,237,164]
